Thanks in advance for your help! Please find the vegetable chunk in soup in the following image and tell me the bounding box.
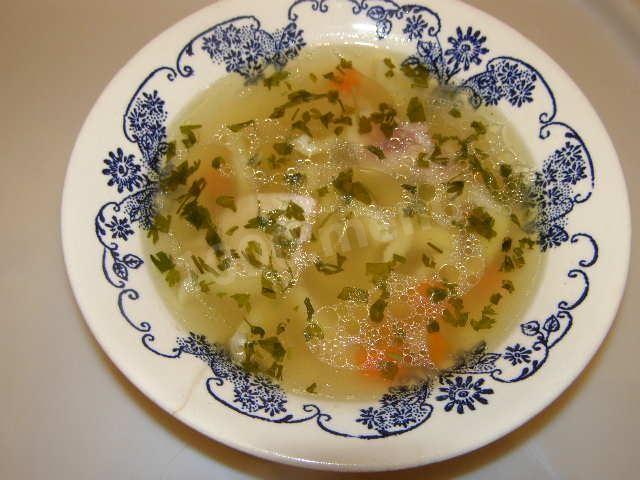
[145,45,544,400]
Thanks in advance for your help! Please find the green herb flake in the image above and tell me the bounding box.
[225,225,239,236]
[470,120,487,135]
[205,227,225,258]
[490,292,503,305]
[416,151,430,168]
[305,382,318,394]
[427,286,448,303]
[160,159,200,192]
[369,298,387,323]
[407,96,426,122]
[332,168,373,204]
[500,255,515,272]
[191,255,215,274]
[358,115,372,134]
[216,195,237,212]
[449,108,462,118]
[471,305,496,331]
[379,360,398,380]
[317,185,329,197]
[400,62,430,88]
[180,124,202,149]
[365,145,385,160]
[401,183,417,194]
[147,213,172,244]
[304,297,314,322]
[422,254,436,268]
[273,142,294,155]
[261,272,277,299]
[337,286,369,304]
[467,206,497,240]
[519,237,536,249]
[276,321,288,335]
[263,70,290,89]
[231,293,252,313]
[258,336,286,362]
[510,213,521,227]
[314,253,347,275]
[211,156,224,169]
[427,319,440,333]
[309,73,318,82]
[303,322,324,341]
[502,279,515,293]
[446,180,465,198]
[427,242,443,254]
[227,120,255,132]
[284,201,305,221]
[501,237,513,252]
[499,164,512,178]
[150,251,175,273]
[242,240,264,268]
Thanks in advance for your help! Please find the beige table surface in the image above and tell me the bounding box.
[1,1,639,478]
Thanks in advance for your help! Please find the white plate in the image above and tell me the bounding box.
[61,0,630,471]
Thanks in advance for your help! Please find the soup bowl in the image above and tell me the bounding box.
[61,0,630,471]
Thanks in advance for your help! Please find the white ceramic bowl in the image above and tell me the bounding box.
[62,0,630,471]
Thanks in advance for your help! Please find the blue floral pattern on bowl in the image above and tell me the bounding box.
[93,0,599,439]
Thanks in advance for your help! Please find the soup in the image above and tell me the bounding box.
[145,45,543,400]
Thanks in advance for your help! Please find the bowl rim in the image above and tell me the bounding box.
[61,0,631,471]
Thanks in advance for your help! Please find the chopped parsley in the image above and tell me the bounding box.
[466,206,497,240]
[211,156,224,169]
[150,251,181,286]
[365,145,385,160]
[422,254,436,268]
[332,168,373,204]
[216,195,236,212]
[471,305,496,331]
[263,70,290,89]
[446,180,465,198]
[147,213,172,244]
[231,293,252,313]
[180,124,202,149]
[305,382,318,394]
[304,297,314,321]
[407,96,426,122]
[314,253,347,275]
[369,298,387,323]
[337,286,369,303]
[227,120,255,132]
[427,242,443,254]
[285,201,305,221]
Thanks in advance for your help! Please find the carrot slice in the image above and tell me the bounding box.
[331,68,361,93]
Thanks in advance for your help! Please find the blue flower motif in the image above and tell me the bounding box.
[357,407,380,429]
[259,390,287,417]
[275,23,306,65]
[102,149,145,193]
[105,215,134,241]
[496,62,521,86]
[139,90,165,117]
[124,188,156,230]
[233,385,261,413]
[436,376,493,414]
[507,77,536,107]
[403,14,428,40]
[386,403,419,428]
[539,224,569,251]
[445,26,489,71]
[503,343,533,365]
